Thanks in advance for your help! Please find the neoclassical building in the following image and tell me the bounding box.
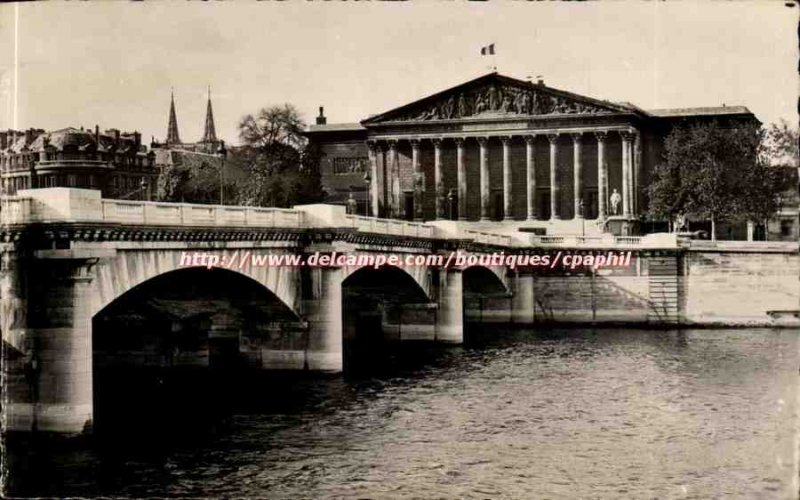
[306,72,757,234]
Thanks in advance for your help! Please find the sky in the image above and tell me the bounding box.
[0,2,796,146]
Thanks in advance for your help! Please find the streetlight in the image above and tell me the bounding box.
[216,140,227,205]
[363,171,371,217]
[448,189,456,220]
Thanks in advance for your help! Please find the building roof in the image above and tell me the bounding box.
[646,106,753,118]
[305,74,758,135]
[307,123,366,133]
[153,147,249,183]
[5,127,146,155]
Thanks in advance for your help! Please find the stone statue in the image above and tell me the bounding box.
[610,188,621,215]
[487,86,498,110]
[501,95,513,113]
[475,93,488,114]
[539,94,554,114]
[518,92,532,115]
[457,93,468,117]
[674,214,686,233]
[443,96,455,119]
[346,192,358,215]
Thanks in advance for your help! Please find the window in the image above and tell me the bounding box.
[780,219,794,238]
[332,157,367,175]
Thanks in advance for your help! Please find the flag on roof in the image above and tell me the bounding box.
[480,43,495,56]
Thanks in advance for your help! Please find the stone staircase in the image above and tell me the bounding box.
[647,256,680,324]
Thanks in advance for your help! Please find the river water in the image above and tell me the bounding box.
[4,328,800,499]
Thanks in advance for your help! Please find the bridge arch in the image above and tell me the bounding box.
[91,265,304,431]
[341,264,436,370]
[461,265,512,327]
[340,261,432,300]
[91,248,301,318]
[461,265,510,295]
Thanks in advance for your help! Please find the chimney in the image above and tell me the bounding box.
[134,131,141,151]
[95,125,99,144]
[316,106,327,125]
[537,77,545,86]
[25,128,34,144]
[114,129,120,148]
[0,131,7,151]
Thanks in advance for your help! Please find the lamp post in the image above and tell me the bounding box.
[363,171,371,217]
[216,140,227,205]
[448,189,456,220]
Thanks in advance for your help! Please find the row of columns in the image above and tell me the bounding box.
[367,129,639,222]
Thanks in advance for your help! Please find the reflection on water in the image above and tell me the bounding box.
[4,328,799,499]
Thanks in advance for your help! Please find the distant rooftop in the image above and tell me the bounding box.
[646,106,752,118]
[307,123,366,133]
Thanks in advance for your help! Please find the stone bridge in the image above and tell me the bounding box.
[1,188,798,434]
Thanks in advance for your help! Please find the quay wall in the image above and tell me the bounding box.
[531,244,799,327]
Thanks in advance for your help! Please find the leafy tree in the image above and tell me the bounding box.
[648,121,789,239]
[157,157,236,204]
[762,119,799,168]
[234,104,324,208]
[157,162,190,202]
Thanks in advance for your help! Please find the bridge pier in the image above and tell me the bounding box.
[301,267,344,372]
[3,253,96,434]
[435,269,464,343]
[510,271,535,324]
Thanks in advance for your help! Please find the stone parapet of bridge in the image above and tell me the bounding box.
[3,188,307,228]
[1,188,517,247]
[4,189,798,256]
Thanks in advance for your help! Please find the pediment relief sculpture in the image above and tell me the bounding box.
[386,83,612,122]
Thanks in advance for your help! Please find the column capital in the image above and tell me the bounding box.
[387,139,398,150]
[366,139,378,151]
[546,133,560,144]
[619,130,637,142]
[431,137,443,147]
[499,135,512,144]
[476,136,489,146]
[409,138,421,148]
[454,137,466,146]
[524,134,537,144]
[571,132,583,143]
[595,130,608,142]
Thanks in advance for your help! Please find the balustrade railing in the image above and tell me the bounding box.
[4,191,727,251]
[462,229,513,247]
[614,236,642,246]
[100,199,303,227]
[345,215,435,238]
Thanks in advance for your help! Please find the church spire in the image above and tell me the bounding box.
[166,90,181,145]
[202,86,217,143]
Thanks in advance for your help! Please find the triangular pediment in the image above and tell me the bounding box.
[362,73,636,125]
